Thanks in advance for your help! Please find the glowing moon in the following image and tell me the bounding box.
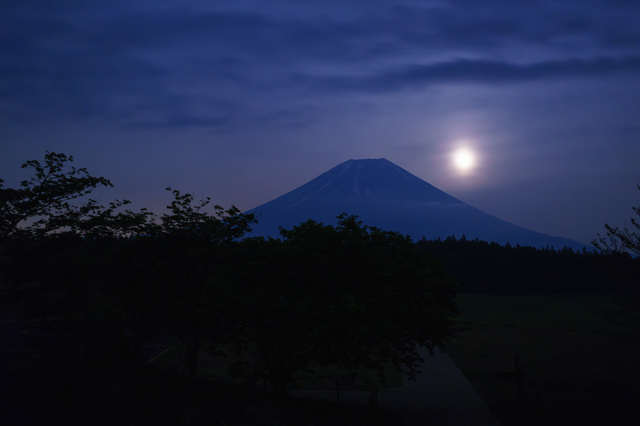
[453,149,475,172]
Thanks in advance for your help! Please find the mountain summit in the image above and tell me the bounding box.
[277,158,458,205]
[247,158,589,250]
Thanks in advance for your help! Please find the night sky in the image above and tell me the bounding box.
[2,1,639,246]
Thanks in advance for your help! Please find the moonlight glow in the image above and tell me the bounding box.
[453,149,475,172]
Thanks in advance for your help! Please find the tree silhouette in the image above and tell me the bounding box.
[592,185,640,331]
[1,152,112,248]
[593,185,640,256]
[149,188,257,376]
[235,214,458,397]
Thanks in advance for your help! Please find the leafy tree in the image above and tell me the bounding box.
[148,188,257,376]
[593,185,640,331]
[61,188,257,373]
[1,152,117,249]
[1,152,259,375]
[0,152,157,367]
[593,185,640,256]
[235,214,458,397]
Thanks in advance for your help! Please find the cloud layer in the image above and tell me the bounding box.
[2,0,640,127]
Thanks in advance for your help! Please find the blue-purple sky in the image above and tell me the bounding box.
[2,0,640,246]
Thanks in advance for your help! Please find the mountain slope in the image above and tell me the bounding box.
[246,158,590,251]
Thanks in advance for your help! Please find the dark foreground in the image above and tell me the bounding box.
[447,295,640,426]
[1,359,404,426]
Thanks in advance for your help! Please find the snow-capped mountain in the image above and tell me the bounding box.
[246,158,590,251]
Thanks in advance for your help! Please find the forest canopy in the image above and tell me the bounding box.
[1,152,458,397]
[4,152,637,398]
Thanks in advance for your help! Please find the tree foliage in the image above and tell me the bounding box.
[593,185,640,256]
[417,236,638,295]
[1,152,108,243]
[149,188,257,376]
[0,151,152,253]
[235,215,458,397]
[591,185,640,331]
[2,152,458,395]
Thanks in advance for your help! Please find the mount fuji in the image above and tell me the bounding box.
[246,158,590,251]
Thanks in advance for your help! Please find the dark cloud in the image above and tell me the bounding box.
[307,55,640,93]
[1,1,639,247]
[2,1,639,128]
[126,114,234,129]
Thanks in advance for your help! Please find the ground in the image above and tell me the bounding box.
[446,294,640,426]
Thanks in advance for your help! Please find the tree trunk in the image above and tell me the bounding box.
[118,320,140,366]
[186,344,198,377]
[271,377,288,400]
[268,366,293,401]
[178,334,200,377]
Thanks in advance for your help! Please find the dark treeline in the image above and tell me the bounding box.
[416,235,639,295]
[1,152,457,399]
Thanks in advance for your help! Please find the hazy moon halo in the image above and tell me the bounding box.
[453,149,475,172]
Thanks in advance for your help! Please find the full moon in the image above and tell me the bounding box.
[453,149,475,172]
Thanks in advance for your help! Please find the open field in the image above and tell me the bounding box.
[447,294,640,426]
[456,294,623,331]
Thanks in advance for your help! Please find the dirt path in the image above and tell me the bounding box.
[291,347,501,426]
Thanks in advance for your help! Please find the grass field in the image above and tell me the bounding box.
[447,294,640,426]
[456,294,622,331]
